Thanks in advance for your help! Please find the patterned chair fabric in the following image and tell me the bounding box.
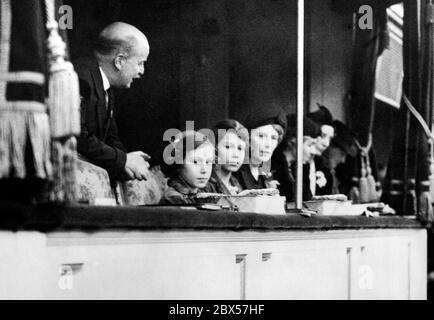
[119,166,168,205]
[76,156,116,204]
[76,155,167,206]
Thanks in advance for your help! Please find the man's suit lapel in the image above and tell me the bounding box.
[89,59,107,139]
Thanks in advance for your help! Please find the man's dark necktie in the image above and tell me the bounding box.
[103,88,115,142]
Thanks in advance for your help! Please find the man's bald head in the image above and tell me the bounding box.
[94,22,149,58]
[94,22,150,88]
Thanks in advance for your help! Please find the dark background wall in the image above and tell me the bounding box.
[227,0,298,120]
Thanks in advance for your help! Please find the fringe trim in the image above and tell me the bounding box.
[0,110,51,179]
[29,112,52,178]
[419,191,434,224]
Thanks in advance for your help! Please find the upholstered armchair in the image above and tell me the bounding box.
[75,156,167,206]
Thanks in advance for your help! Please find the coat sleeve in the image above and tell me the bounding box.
[76,79,127,180]
[271,150,294,201]
[160,188,190,205]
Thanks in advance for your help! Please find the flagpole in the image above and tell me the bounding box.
[295,0,304,209]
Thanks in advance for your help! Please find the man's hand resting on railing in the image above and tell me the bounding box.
[125,151,151,181]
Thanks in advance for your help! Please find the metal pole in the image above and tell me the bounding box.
[295,0,304,209]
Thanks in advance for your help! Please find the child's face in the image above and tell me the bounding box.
[180,143,214,189]
[250,125,280,164]
[217,131,246,172]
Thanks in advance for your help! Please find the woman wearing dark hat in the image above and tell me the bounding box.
[306,104,335,197]
[316,120,358,195]
[307,104,335,155]
[234,103,287,190]
[202,119,249,195]
[271,114,322,202]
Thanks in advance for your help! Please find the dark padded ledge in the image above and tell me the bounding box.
[0,202,426,232]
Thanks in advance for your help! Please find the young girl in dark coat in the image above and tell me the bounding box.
[159,131,215,205]
[202,119,248,195]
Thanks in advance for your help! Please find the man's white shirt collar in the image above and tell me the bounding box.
[99,67,110,92]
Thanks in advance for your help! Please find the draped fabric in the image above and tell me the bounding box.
[383,0,433,222]
[0,0,51,201]
[0,0,80,203]
[348,4,389,151]
[343,2,389,204]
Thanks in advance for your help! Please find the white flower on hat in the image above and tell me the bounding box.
[316,171,327,188]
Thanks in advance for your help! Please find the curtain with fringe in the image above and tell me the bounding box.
[0,0,80,203]
[344,2,389,204]
[383,0,433,223]
[0,0,51,201]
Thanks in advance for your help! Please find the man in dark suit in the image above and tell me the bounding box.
[74,22,150,181]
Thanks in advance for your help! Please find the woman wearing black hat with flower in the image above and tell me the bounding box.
[316,120,358,195]
[234,103,287,190]
[271,114,322,202]
[306,104,335,197]
[307,104,335,155]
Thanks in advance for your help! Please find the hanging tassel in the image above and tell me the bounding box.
[419,181,434,225]
[419,191,433,225]
[405,179,417,215]
[365,154,379,202]
[0,109,52,180]
[0,111,25,178]
[45,1,80,139]
[45,0,81,203]
[48,63,81,138]
[349,185,361,203]
[359,177,369,203]
[353,135,374,204]
[366,174,378,202]
[359,155,369,203]
[28,112,53,178]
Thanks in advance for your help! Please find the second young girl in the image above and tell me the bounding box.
[202,119,249,195]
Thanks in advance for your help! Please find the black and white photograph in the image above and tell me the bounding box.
[0,0,433,304]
